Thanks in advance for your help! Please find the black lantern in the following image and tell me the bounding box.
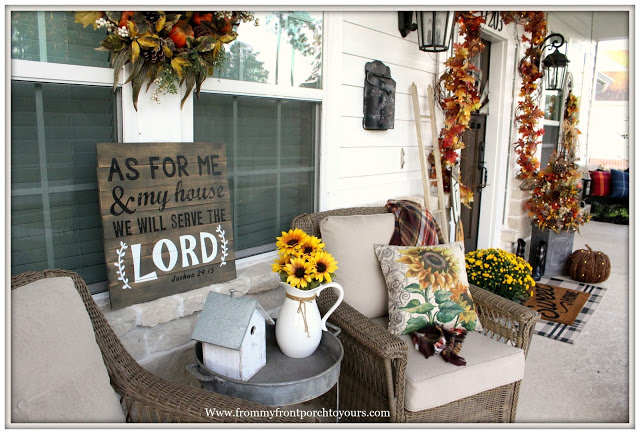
[398,11,455,53]
[541,33,570,91]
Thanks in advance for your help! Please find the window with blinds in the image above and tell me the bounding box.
[194,94,318,256]
[11,11,110,67]
[11,81,120,289]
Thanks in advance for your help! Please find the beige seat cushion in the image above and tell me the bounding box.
[320,213,395,318]
[12,277,126,423]
[372,316,525,412]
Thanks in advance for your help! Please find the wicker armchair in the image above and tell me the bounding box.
[291,207,539,423]
[11,269,311,423]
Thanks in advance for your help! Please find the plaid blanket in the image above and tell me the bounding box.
[385,199,444,246]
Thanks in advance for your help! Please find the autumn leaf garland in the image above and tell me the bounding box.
[435,12,486,207]
[501,11,548,179]
[437,12,485,167]
[435,11,549,209]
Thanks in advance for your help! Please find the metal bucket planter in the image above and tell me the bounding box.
[528,223,575,278]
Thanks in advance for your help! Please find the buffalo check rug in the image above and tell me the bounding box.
[531,277,608,344]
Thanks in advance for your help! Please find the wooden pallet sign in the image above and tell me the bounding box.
[97,142,236,309]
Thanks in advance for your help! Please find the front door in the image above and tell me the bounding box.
[460,114,487,253]
[459,37,491,253]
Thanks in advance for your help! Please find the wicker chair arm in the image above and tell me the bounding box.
[469,284,540,357]
[317,289,408,360]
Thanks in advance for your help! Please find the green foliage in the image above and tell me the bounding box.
[400,299,435,314]
[590,201,629,225]
[404,317,429,334]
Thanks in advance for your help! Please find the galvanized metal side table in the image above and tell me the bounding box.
[187,322,343,422]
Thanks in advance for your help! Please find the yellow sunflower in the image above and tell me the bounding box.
[311,251,338,282]
[272,254,289,273]
[276,228,308,256]
[397,247,460,290]
[284,257,313,289]
[298,236,326,257]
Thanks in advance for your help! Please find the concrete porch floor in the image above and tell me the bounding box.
[516,220,630,423]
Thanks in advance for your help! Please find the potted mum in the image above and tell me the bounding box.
[465,248,535,303]
[272,229,343,359]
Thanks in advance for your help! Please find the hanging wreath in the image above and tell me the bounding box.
[75,11,258,109]
[435,12,486,208]
[500,12,548,180]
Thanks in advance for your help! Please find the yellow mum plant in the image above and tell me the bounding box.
[273,229,338,290]
[465,248,535,303]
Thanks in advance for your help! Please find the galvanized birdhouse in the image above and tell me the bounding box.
[192,291,274,381]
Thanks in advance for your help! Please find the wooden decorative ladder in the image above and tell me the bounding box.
[410,82,449,242]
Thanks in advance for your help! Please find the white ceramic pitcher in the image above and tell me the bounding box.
[275,281,344,359]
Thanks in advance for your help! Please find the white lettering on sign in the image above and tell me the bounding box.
[153,239,179,272]
[132,243,158,283]
[127,230,224,284]
[200,231,218,264]
[180,234,200,267]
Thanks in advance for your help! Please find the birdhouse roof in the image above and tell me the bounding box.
[191,291,274,350]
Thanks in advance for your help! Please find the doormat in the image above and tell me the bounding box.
[530,277,607,344]
[524,283,591,325]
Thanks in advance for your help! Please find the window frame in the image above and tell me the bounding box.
[9,9,326,292]
[193,91,321,257]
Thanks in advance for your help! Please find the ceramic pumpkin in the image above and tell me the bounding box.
[567,245,611,283]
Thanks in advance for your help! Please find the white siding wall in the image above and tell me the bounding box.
[320,12,444,210]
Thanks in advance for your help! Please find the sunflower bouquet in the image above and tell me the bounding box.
[272,229,338,290]
[465,248,535,303]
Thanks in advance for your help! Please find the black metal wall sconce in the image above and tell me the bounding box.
[398,11,455,53]
[541,33,570,91]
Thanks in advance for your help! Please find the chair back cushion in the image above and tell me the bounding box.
[371,316,525,411]
[320,213,396,318]
[11,277,126,423]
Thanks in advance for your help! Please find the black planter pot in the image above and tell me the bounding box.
[528,223,575,278]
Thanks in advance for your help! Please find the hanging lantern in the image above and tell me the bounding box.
[416,11,455,52]
[398,11,455,53]
[541,33,570,91]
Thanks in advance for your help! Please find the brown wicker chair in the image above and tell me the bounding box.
[11,269,312,423]
[291,207,540,423]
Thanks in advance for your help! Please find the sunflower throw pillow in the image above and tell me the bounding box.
[374,242,481,335]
